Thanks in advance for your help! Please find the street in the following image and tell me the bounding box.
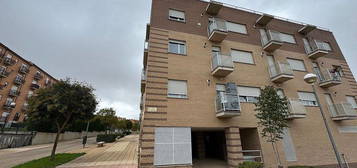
[0,137,96,168]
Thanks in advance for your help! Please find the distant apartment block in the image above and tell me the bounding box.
[139,0,357,167]
[0,43,56,127]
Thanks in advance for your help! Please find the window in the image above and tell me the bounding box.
[279,33,296,44]
[298,92,318,106]
[168,9,185,22]
[338,126,357,133]
[168,40,186,55]
[346,96,357,109]
[282,128,297,161]
[168,80,188,98]
[231,50,254,64]
[287,59,306,71]
[154,127,192,166]
[226,22,247,34]
[237,86,260,103]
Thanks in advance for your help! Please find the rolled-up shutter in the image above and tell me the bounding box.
[237,86,261,97]
[297,92,316,101]
[168,80,187,96]
[169,10,185,20]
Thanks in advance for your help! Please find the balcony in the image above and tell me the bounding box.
[298,25,316,35]
[208,18,228,42]
[287,98,307,119]
[215,92,241,118]
[3,57,15,66]
[306,40,329,59]
[211,54,234,77]
[318,69,342,88]
[268,62,294,83]
[0,69,10,78]
[261,30,283,52]
[255,14,274,26]
[31,82,40,90]
[205,1,223,15]
[9,90,19,97]
[14,78,24,85]
[19,66,29,74]
[141,69,146,93]
[34,73,43,80]
[3,102,16,110]
[328,103,357,121]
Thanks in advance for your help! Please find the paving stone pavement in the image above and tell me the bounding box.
[59,134,138,168]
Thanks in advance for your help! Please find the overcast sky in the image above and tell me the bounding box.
[0,0,356,119]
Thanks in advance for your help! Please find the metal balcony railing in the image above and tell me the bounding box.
[242,150,264,163]
[268,62,294,78]
[0,68,10,77]
[311,40,330,53]
[211,54,234,71]
[216,92,240,113]
[9,90,19,97]
[287,98,307,118]
[319,69,342,83]
[261,30,282,47]
[19,65,29,74]
[3,57,14,65]
[14,78,24,85]
[34,73,42,80]
[208,18,227,36]
[328,103,357,118]
[141,69,146,81]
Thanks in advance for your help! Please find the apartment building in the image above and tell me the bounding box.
[139,0,357,167]
[0,43,56,127]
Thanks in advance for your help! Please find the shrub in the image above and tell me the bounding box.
[238,161,264,168]
[288,166,316,168]
[96,134,117,143]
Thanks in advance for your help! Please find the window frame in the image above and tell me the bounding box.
[168,9,186,23]
[168,40,187,55]
[286,58,307,72]
[167,79,188,99]
[230,49,255,65]
[297,91,318,107]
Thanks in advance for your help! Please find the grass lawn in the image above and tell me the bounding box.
[13,153,85,168]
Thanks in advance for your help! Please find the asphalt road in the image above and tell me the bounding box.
[0,137,96,168]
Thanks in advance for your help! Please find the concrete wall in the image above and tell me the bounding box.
[31,131,102,145]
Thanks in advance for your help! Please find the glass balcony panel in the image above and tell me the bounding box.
[211,54,233,71]
[208,18,227,35]
[216,92,240,113]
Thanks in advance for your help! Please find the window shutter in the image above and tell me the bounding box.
[298,92,316,101]
[231,50,254,64]
[346,96,357,108]
[237,86,261,97]
[226,22,247,34]
[169,10,185,19]
[287,59,306,71]
[168,80,187,95]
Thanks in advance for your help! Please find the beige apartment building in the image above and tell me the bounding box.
[139,0,357,167]
[0,43,56,127]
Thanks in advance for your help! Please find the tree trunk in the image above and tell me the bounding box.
[271,142,282,167]
[50,129,61,161]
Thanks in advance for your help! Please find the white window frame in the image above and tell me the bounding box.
[226,21,247,34]
[168,9,185,22]
[231,49,254,64]
[287,58,306,71]
[298,91,318,107]
[168,80,188,99]
[168,40,186,55]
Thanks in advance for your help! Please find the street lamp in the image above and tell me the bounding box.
[303,73,344,168]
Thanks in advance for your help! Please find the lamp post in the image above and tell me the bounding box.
[303,73,344,168]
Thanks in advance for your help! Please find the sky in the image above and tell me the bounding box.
[0,0,356,119]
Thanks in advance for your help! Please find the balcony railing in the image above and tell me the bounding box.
[261,30,283,52]
[141,69,146,94]
[34,73,43,80]
[14,78,24,85]
[31,82,40,90]
[3,57,15,66]
[305,40,329,59]
[328,103,357,120]
[268,62,294,83]
[0,69,10,78]
[208,18,228,42]
[242,150,263,163]
[211,54,234,77]
[9,90,20,97]
[3,102,16,110]
[318,69,342,88]
[215,92,240,117]
[19,66,29,74]
[287,98,307,119]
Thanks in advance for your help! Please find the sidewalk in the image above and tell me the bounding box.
[59,134,138,168]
